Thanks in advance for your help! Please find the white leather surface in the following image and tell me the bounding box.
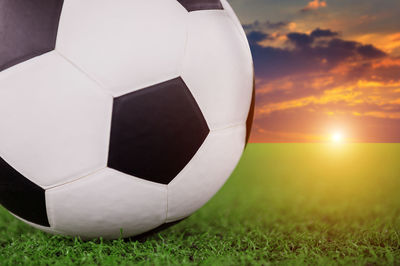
[220,0,250,48]
[181,11,253,131]
[46,168,168,240]
[56,0,187,97]
[167,125,246,222]
[0,52,112,188]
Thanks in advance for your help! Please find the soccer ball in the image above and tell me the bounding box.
[0,0,254,239]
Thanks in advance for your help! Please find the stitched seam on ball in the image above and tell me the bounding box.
[54,50,113,98]
[211,122,246,132]
[43,167,107,190]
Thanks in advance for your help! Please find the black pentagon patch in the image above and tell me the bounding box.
[108,77,210,185]
[0,0,64,72]
[177,0,223,12]
[246,77,256,144]
[0,156,50,227]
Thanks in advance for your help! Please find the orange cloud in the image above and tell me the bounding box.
[301,0,327,12]
[257,85,364,116]
[257,77,400,116]
[371,57,400,68]
[354,32,400,56]
[361,112,400,119]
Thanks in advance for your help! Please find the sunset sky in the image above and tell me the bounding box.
[229,0,400,142]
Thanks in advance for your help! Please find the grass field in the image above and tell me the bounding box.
[1,144,400,265]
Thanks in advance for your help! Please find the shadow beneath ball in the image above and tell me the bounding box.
[124,218,186,242]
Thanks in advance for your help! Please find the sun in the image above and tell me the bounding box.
[331,132,344,143]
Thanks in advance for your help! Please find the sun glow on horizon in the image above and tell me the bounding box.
[331,131,344,143]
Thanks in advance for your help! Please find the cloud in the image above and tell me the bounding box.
[373,65,400,82]
[301,0,327,12]
[357,44,387,59]
[247,27,400,143]
[243,20,291,32]
[247,31,272,44]
[310,28,338,38]
[287,32,314,47]
[248,28,387,80]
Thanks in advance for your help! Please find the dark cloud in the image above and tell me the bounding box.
[326,38,357,50]
[317,39,361,65]
[357,44,387,59]
[243,20,289,32]
[287,33,314,47]
[248,29,387,80]
[310,28,339,38]
[247,31,272,44]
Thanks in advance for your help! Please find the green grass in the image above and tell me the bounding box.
[1,144,400,265]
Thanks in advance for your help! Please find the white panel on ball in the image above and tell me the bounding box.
[181,11,253,131]
[167,125,246,222]
[46,168,168,240]
[0,52,112,188]
[220,0,250,48]
[56,0,188,97]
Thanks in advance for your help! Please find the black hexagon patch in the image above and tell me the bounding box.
[0,156,50,227]
[0,0,64,71]
[177,0,223,12]
[108,77,210,185]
